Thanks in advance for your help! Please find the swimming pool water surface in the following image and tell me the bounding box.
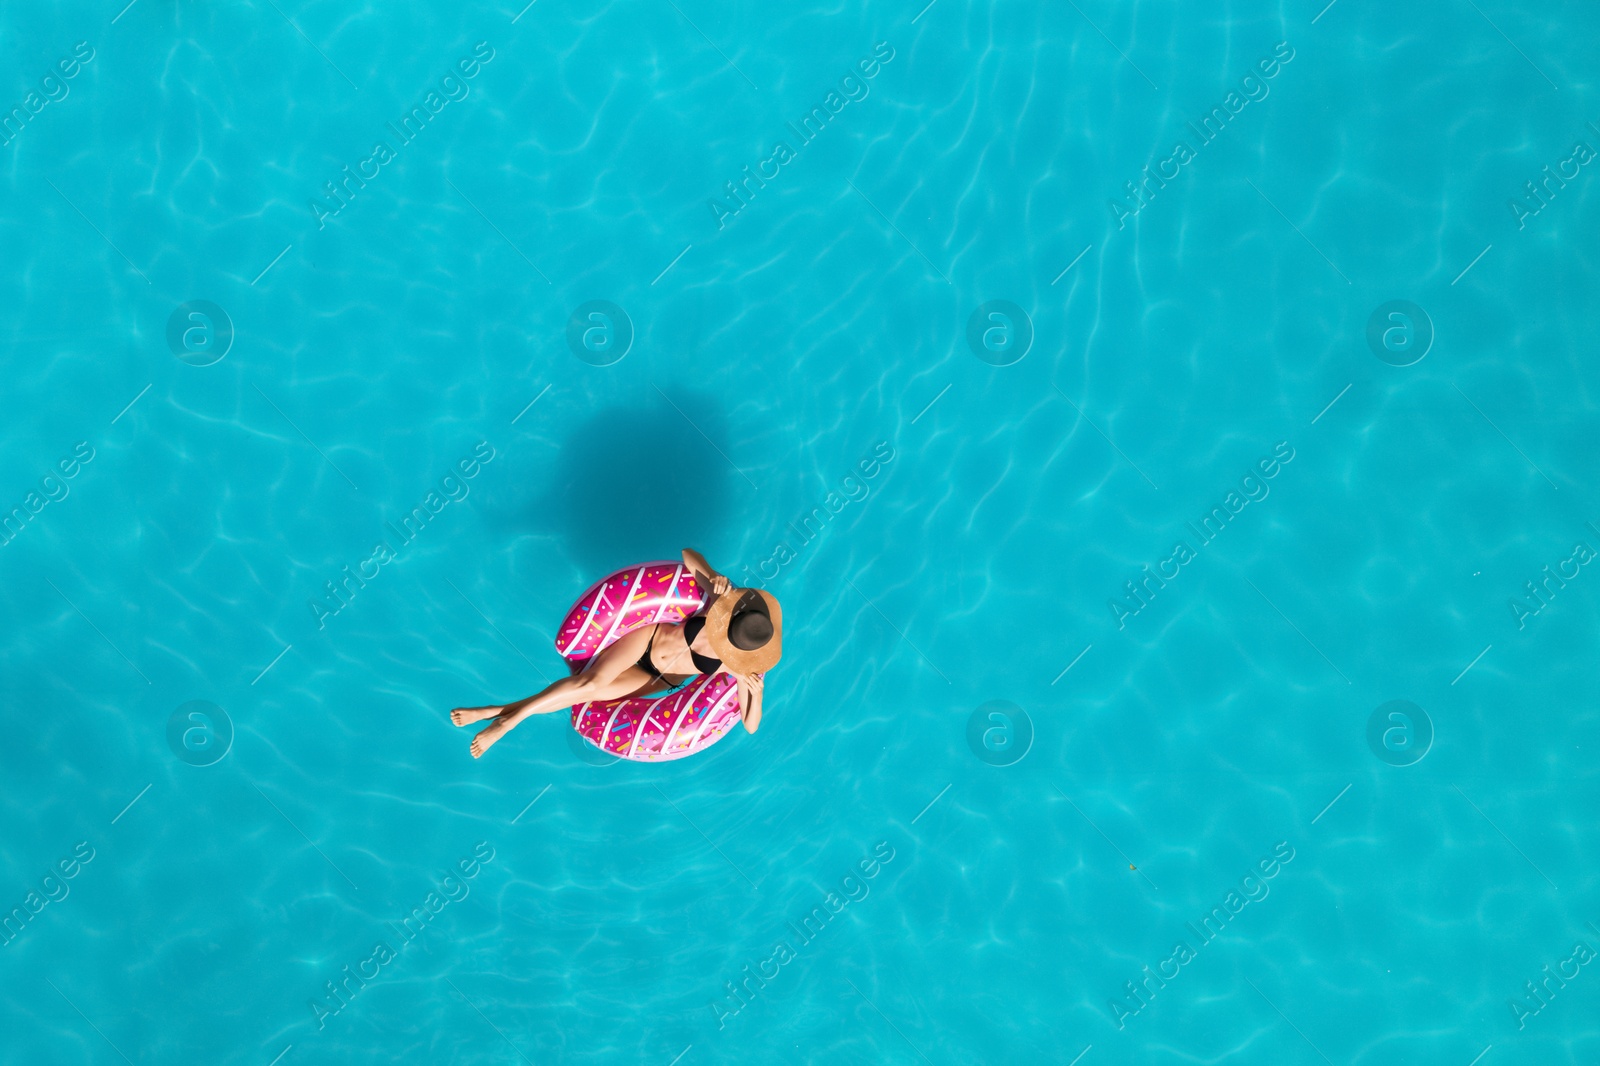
[2,2,1599,1064]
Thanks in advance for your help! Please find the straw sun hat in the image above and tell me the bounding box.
[705,588,782,674]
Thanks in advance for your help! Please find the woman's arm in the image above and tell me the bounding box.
[735,672,763,733]
[682,548,730,606]
[682,548,720,584]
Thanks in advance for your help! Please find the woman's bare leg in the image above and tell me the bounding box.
[451,626,662,726]
[469,626,665,757]
[451,704,505,725]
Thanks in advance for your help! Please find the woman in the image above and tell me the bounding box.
[452,549,782,758]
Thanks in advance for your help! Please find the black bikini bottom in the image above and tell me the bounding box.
[635,625,698,690]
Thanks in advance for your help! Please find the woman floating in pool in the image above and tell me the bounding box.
[452,549,782,759]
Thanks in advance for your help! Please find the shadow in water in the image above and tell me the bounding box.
[525,395,735,576]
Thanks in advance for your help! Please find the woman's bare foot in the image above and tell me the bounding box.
[452,705,502,726]
[470,719,510,758]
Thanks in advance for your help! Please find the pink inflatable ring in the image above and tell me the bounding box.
[555,561,743,761]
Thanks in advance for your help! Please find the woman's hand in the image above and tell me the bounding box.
[737,671,763,733]
[683,549,728,598]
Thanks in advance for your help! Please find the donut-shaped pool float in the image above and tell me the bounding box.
[555,561,742,762]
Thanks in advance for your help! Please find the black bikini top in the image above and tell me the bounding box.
[682,615,722,674]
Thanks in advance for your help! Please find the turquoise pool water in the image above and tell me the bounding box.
[3,1,1598,1063]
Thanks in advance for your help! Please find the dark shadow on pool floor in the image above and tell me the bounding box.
[500,394,736,577]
